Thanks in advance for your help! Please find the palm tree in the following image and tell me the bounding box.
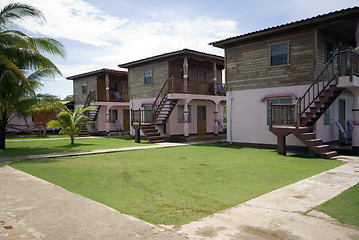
[47,106,95,145]
[0,2,66,149]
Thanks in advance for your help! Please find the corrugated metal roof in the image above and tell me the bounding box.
[66,68,127,80]
[119,48,224,68]
[211,7,359,48]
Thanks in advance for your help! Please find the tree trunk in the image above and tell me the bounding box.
[70,136,74,145]
[0,117,7,149]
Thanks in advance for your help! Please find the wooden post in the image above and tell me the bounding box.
[183,57,188,93]
[105,73,110,102]
[213,62,217,95]
[277,135,286,156]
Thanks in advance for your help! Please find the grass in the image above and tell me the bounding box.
[0,136,151,157]
[316,184,359,227]
[10,143,343,227]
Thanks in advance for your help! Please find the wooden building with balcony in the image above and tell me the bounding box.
[67,68,130,134]
[119,49,226,142]
[211,7,359,157]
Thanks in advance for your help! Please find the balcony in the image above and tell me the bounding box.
[85,90,129,104]
[167,77,225,96]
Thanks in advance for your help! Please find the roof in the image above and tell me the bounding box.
[66,68,127,80]
[119,48,224,68]
[211,7,359,48]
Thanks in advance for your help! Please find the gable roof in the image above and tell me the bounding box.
[211,7,359,48]
[119,48,224,68]
[66,68,127,80]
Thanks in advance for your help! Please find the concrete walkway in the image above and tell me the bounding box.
[176,156,359,240]
[0,142,187,165]
[1,141,359,239]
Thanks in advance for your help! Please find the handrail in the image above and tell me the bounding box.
[84,90,96,108]
[269,48,359,132]
[152,77,171,123]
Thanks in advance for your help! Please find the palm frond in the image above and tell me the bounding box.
[0,3,44,30]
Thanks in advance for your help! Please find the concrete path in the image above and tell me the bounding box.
[176,156,359,240]
[0,142,187,165]
[0,165,186,240]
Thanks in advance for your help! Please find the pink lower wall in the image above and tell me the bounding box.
[167,99,225,136]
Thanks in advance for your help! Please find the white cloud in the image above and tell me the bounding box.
[1,0,236,63]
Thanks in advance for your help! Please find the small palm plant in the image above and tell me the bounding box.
[48,106,95,144]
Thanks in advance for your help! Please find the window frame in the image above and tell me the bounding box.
[144,69,152,84]
[178,105,191,123]
[82,82,87,94]
[109,109,118,123]
[324,104,334,125]
[269,41,290,67]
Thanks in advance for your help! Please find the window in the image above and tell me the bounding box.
[267,98,292,124]
[200,71,207,82]
[82,82,87,94]
[270,42,289,66]
[178,105,191,123]
[144,69,152,84]
[109,110,118,123]
[324,104,334,125]
[110,82,118,92]
[326,42,334,62]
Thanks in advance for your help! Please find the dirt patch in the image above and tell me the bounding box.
[196,226,226,238]
[235,225,301,240]
[350,234,359,240]
[293,195,306,199]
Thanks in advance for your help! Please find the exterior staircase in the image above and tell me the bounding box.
[269,49,356,158]
[79,91,100,136]
[131,77,178,143]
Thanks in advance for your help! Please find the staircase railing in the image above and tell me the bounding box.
[270,48,359,130]
[131,109,152,126]
[84,90,96,108]
[152,77,172,123]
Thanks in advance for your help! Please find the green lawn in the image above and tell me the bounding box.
[10,143,343,226]
[316,184,359,227]
[0,136,151,157]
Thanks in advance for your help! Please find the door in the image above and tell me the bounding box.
[123,109,130,132]
[197,106,206,136]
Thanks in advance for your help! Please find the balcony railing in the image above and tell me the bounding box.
[131,109,152,125]
[86,90,129,103]
[269,103,297,128]
[167,77,226,96]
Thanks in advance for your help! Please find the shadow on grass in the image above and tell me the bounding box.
[0,143,96,157]
[191,142,331,160]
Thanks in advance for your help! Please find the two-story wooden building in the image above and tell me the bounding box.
[211,7,359,157]
[67,68,130,134]
[119,49,226,142]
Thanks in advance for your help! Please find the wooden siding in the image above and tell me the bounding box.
[128,61,168,99]
[225,28,316,91]
[73,75,97,106]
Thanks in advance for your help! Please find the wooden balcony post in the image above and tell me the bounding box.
[214,103,219,135]
[183,57,188,93]
[105,106,110,135]
[184,102,189,137]
[105,73,110,102]
[213,62,217,95]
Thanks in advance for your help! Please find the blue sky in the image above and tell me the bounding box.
[2,0,358,99]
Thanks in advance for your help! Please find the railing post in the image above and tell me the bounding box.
[336,49,340,77]
[269,101,273,129]
[350,47,353,82]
